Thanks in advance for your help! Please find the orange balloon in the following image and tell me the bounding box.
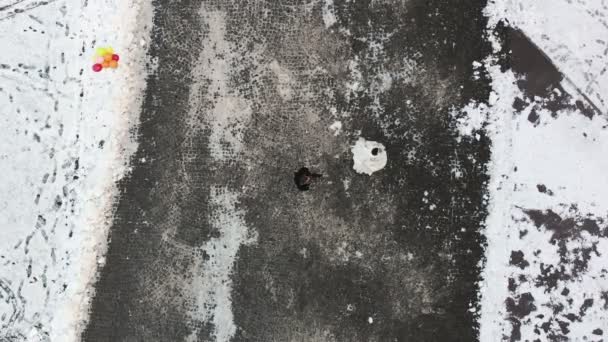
[102,61,110,68]
[109,60,118,69]
[104,54,113,62]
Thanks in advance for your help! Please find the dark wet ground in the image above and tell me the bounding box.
[499,25,599,119]
[84,0,494,341]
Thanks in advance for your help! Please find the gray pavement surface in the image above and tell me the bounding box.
[84,1,494,341]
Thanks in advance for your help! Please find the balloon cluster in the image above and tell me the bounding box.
[92,47,119,72]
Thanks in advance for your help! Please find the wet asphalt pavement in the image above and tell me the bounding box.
[83,0,494,341]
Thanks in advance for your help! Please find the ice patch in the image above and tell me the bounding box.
[351,138,387,175]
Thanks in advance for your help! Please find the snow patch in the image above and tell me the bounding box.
[351,138,387,175]
[188,190,257,342]
[0,0,153,340]
[475,2,608,340]
[329,121,342,136]
[184,7,257,342]
[322,0,337,28]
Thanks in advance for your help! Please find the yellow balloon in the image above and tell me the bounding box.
[95,47,106,56]
[106,47,114,54]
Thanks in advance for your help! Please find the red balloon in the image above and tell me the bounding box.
[92,63,103,72]
[112,54,120,61]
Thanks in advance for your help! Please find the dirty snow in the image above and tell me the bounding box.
[474,1,608,340]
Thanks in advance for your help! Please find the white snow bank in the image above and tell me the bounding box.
[0,0,153,340]
[474,1,608,340]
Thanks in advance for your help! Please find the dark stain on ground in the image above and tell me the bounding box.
[579,298,594,317]
[505,209,608,341]
[536,184,553,195]
[508,277,518,292]
[505,292,537,341]
[507,317,521,342]
[497,25,599,119]
[508,29,561,99]
[509,250,529,269]
[84,0,494,341]
[525,209,607,242]
[556,319,570,335]
[506,292,536,319]
[536,263,569,292]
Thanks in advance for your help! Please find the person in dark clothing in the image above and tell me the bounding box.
[294,167,322,191]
